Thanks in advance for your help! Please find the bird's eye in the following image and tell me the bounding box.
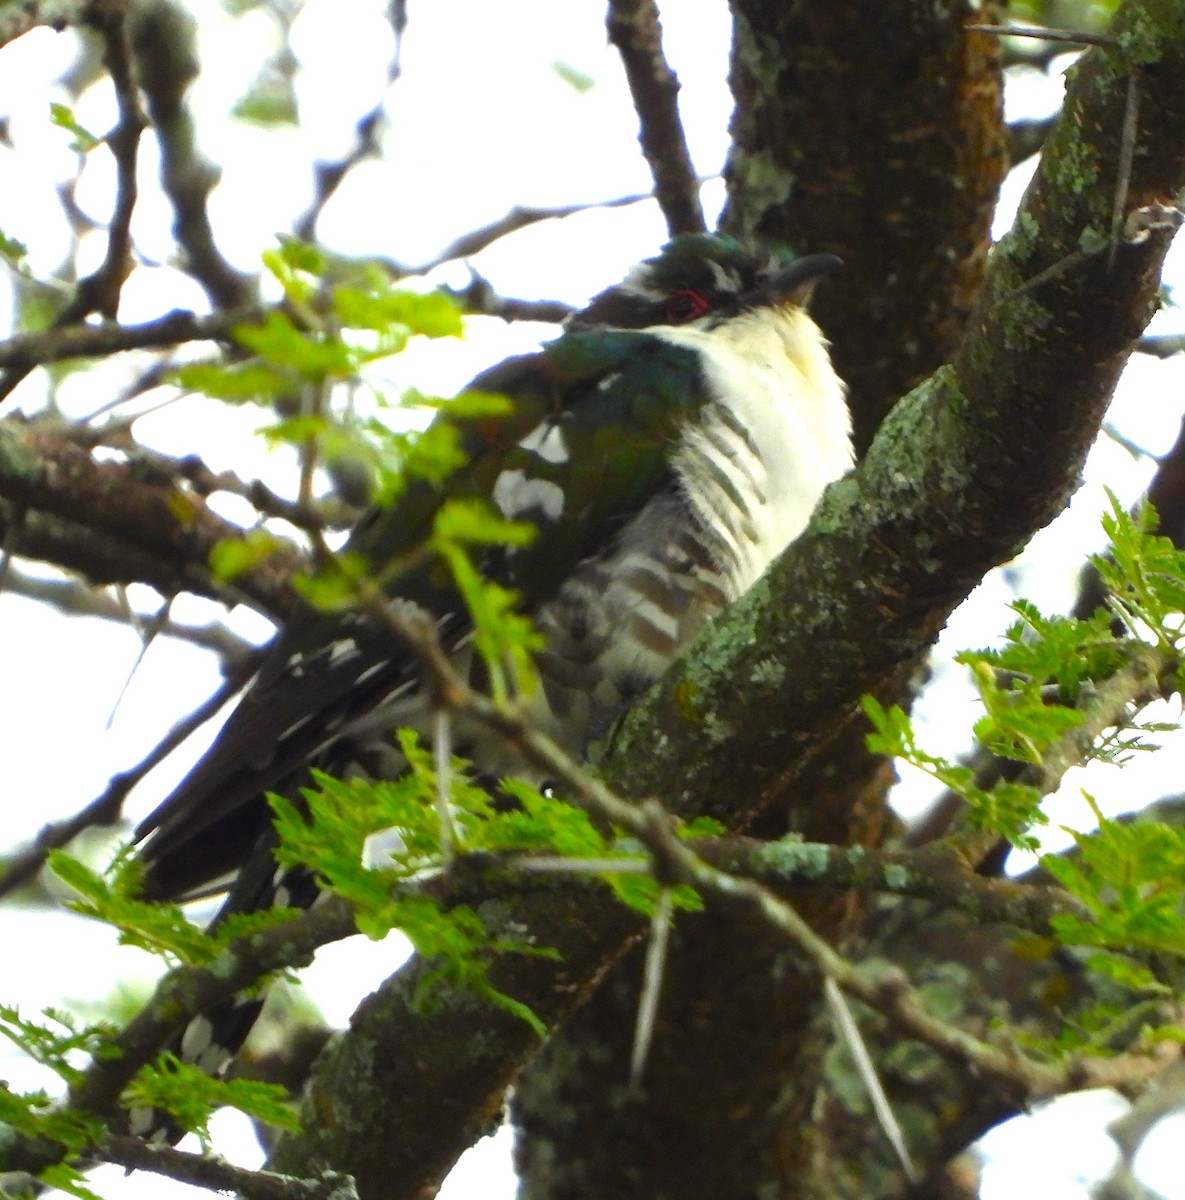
[665,288,711,323]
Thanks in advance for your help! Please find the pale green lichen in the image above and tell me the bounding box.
[726,148,796,215]
[749,657,785,688]
[1118,0,1185,65]
[882,863,910,892]
[755,835,831,881]
[730,12,785,94]
[1043,131,1101,213]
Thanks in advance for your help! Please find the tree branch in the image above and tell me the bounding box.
[0,420,303,619]
[0,307,265,372]
[100,1136,356,1200]
[0,564,256,657]
[0,1,87,52]
[129,1,255,310]
[605,0,705,236]
[0,2,148,404]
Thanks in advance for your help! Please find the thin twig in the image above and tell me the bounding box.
[0,563,256,656]
[0,419,304,619]
[446,276,574,325]
[1109,71,1141,268]
[293,1,404,244]
[343,576,1166,1104]
[966,24,1117,49]
[412,189,674,274]
[0,4,148,404]
[1137,333,1185,358]
[936,652,1166,866]
[0,649,262,900]
[629,887,672,1093]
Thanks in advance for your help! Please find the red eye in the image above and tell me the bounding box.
[665,288,711,323]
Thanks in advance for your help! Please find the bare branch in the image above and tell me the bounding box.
[0,4,148,404]
[966,23,1117,49]
[605,0,705,236]
[129,2,255,309]
[100,1136,355,1200]
[446,274,574,325]
[665,823,1164,1102]
[0,563,256,658]
[413,189,671,274]
[0,306,264,372]
[1137,333,1185,358]
[0,0,87,51]
[0,420,304,619]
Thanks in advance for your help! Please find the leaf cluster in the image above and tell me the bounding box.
[868,497,1185,1007]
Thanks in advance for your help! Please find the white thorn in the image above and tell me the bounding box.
[433,708,457,860]
[823,977,917,1182]
[630,887,674,1095]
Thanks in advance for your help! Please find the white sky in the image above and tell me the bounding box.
[1,4,1184,1199]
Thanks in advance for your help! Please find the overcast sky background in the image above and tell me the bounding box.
[2,3,1185,1197]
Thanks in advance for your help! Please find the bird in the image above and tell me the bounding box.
[132,231,853,1091]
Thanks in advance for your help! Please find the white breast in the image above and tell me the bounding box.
[662,305,853,594]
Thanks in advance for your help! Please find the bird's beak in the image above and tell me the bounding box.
[753,253,843,309]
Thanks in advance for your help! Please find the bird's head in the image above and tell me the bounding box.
[565,233,841,333]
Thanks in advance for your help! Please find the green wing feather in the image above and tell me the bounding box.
[136,329,711,895]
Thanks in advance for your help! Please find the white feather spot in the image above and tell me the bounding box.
[128,1106,155,1136]
[328,638,359,666]
[197,1043,231,1075]
[519,421,569,464]
[363,825,409,869]
[180,1015,213,1062]
[493,469,565,521]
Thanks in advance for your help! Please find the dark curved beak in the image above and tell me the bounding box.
[751,253,843,309]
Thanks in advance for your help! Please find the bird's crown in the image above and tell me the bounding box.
[566,233,839,333]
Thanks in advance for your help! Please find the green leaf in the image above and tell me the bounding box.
[1097,493,1185,651]
[552,59,596,93]
[0,228,29,266]
[408,388,514,420]
[432,497,536,548]
[48,851,219,966]
[234,311,353,380]
[0,1005,116,1087]
[171,360,291,403]
[861,696,1044,847]
[0,1086,105,1157]
[232,82,298,127]
[333,286,463,340]
[430,500,542,702]
[209,528,285,582]
[1042,804,1185,965]
[38,1163,106,1200]
[49,102,100,152]
[292,550,372,611]
[124,1054,299,1146]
